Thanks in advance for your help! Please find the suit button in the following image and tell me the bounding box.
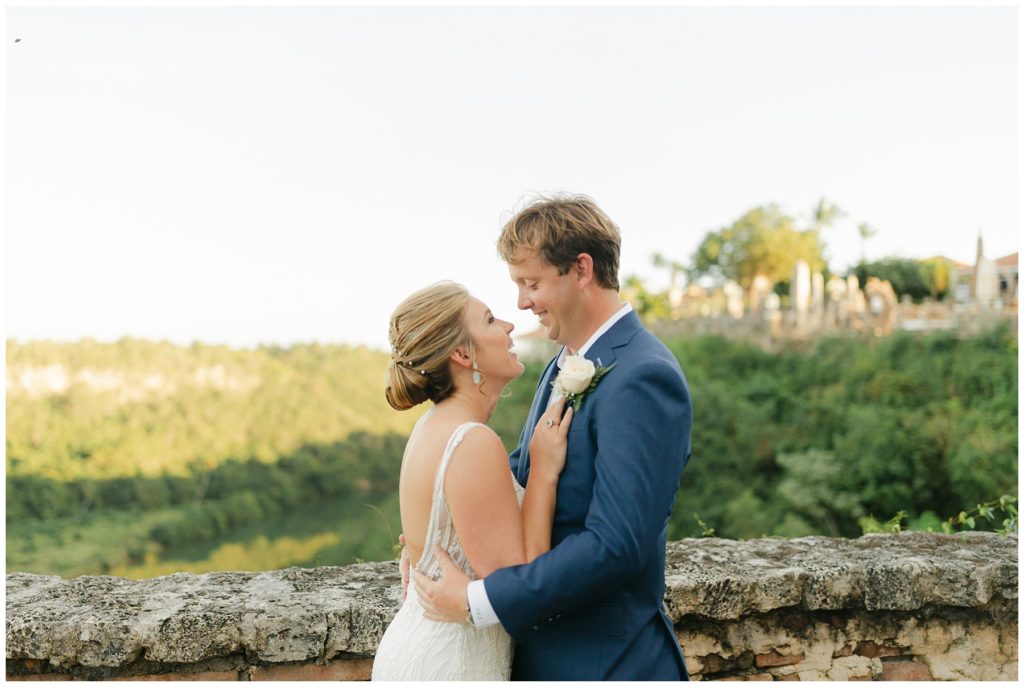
[532,625,539,631]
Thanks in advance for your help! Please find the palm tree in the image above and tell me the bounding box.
[651,252,685,307]
[811,198,845,234]
[857,222,878,263]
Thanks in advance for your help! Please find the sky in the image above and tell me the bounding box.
[4,4,1019,350]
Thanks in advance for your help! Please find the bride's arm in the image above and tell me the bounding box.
[445,402,571,579]
[445,427,528,578]
[520,397,572,561]
[417,405,572,625]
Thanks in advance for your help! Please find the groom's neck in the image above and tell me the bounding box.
[563,289,625,354]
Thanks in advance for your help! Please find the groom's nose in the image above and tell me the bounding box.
[517,289,532,310]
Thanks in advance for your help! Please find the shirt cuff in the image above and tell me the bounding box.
[466,579,501,628]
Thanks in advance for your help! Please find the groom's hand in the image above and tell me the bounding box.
[413,546,471,624]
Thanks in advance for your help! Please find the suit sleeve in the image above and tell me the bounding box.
[484,359,692,641]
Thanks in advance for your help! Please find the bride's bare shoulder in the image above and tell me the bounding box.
[453,421,502,451]
[402,412,493,466]
[443,424,507,486]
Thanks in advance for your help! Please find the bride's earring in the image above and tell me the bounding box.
[469,342,482,386]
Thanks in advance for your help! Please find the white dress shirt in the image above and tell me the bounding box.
[466,303,633,628]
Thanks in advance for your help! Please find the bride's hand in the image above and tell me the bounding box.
[413,546,472,624]
[529,396,573,482]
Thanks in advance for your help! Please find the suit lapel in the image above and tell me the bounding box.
[517,354,560,485]
[582,309,641,371]
[518,313,642,484]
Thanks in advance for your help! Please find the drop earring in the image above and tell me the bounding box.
[469,342,482,386]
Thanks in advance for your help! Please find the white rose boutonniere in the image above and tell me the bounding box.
[552,355,616,411]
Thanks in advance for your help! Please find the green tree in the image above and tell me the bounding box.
[621,274,672,322]
[853,258,933,301]
[921,257,951,300]
[7,326,1016,574]
[691,205,826,289]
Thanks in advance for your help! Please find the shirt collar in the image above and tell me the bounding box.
[556,303,633,369]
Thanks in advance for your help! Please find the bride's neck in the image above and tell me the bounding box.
[439,386,498,424]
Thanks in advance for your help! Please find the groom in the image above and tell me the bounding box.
[416,195,692,680]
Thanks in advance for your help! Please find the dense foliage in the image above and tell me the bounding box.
[665,324,1017,539]
[690,204,827,288]
[6,339,423,576]
[6,327,1016,578]
[852,258,948,301]
[6,339,423,481]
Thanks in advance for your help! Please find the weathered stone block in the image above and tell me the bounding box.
[20,659,47,673]
[854,640,903,658]
[832,644,853,658]
[249,659,372,681]
[7,676,75,681]
[5,533,1016,681]
[111,669,239,680]
[754,650,803,668]
[663,532,1016,623]
[795,668,828,680]
[715,674,772,681]
[827,655,879,680]
[881,657,933,681]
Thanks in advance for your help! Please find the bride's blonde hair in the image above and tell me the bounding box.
[385,281,470,411]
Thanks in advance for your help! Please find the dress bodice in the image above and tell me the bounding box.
[414,421,525,582]
[372,421,520,680]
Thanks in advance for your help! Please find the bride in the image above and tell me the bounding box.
[371,281,572,681]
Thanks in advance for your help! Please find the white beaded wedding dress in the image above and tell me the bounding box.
[371,422,524,681]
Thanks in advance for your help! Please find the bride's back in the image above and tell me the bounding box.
[382,280,527,581]
[374,407,517,681]
[397,409,465,570]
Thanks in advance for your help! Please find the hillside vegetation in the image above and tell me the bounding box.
[6,326,1016,577]
[7,339,423,482]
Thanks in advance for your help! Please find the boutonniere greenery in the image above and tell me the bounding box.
[552,355,616,411]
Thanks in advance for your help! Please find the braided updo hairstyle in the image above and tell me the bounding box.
[385,281,471,411]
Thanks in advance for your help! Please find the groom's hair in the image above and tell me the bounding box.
[497,194,621,290]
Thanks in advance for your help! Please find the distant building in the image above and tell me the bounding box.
[994,252,1019,306]
[941,237,1018,307]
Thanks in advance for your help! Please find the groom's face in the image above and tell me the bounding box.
[507,249,580,348]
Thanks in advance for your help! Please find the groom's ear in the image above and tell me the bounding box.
[574,253,595,286]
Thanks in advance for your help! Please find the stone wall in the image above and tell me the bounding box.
[666,533,1017,681]
[7,532,1017,681]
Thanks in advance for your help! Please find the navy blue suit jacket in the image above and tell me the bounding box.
[487,311,692,680]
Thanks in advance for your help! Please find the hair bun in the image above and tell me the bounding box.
[384,361,432,411]
[384,281,470,411]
